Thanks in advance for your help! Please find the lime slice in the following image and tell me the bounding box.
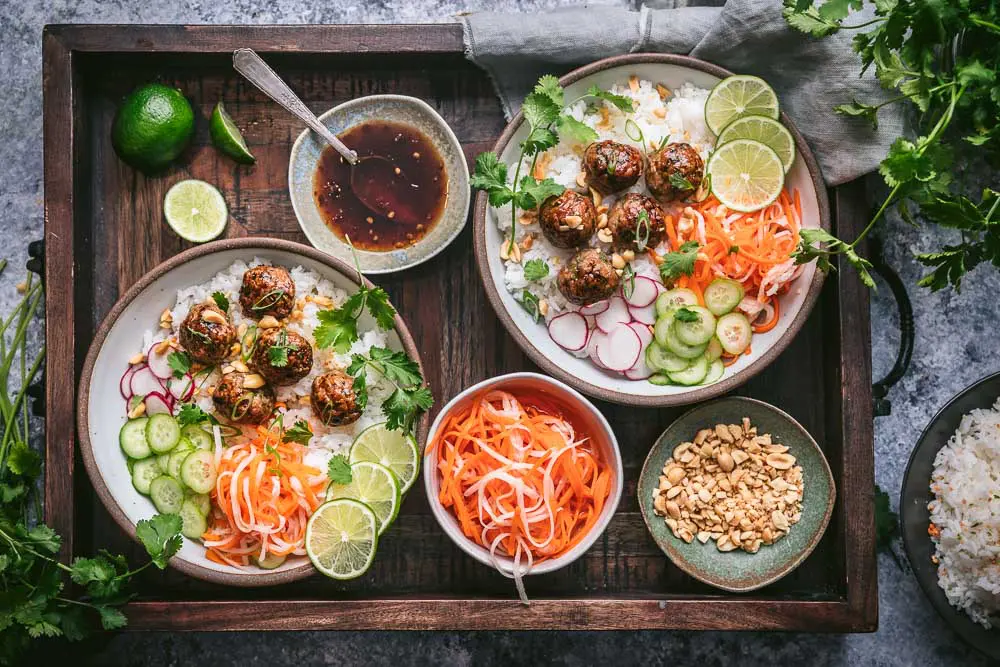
[716,115,796,173]
[210,102,256,165]
[706,139,785,213]
[704,75,780,136]
[349,423,419,494]
[163,179,228,243]
[326,461,401,535]
[305,498,378,580]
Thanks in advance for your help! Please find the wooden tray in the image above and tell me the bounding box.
[42,23,876,632]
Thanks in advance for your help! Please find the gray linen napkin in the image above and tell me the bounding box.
[461,1,902,186]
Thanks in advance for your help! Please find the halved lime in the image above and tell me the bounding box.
[326,461,401,535]
[717,115,796,173]
[706,139,785,213]
[210,102,256,165]
[704,75,780,136]
[306,498,378,580]
[163,179,228,243]
[349,423,419,494]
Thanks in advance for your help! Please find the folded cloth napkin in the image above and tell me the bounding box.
[461,0,903,186]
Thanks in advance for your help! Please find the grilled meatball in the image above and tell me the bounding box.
[179,303,236,364]
[213,372,276,424]
[239,265,296,320]
[646,142,704,202]
[557,249,620,306]
[249,328,313,386]
[311,371,362,427]
[538,190,597,248]
[583,140,643,195]
[607,193,667,250]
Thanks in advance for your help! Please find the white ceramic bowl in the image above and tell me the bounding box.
[423,372,622,576]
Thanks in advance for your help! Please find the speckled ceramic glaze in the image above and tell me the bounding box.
[638,396,835,592]
[288,95,470,273]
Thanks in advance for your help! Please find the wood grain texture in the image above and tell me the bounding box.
[43,24,876,631]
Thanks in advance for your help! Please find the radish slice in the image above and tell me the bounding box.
[579,300,610,316]
[146,342,174,379]
[144,392,174,415]
[120,364,140,399]
[628,322,654,348]
[570,328,592,359]
[596,325,641,372]
[588,331,609,369]
[628,303,657,326]
[625,359,655,380]
[130,366,164,398]
[595,297,631,333]
[548,312,589,351]
[623,276,659,307]
[167,373,195,402]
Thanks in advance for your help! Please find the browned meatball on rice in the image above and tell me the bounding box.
[538,190,597,248]
[645,142,704,203]
[179,303,236,364]
[239,265,296,320]
[557,249,620,306]
[249,328,313,386]
[311,371,362,427]
[607,193,667,251]
[213,372,276,424]
[583,140,643,195]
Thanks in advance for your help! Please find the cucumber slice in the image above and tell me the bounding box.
[149,475,184,514]
[704,279,745,316]
[656,314,707,359]
[155,453,171,473]
[126,457,136,474]
[646,342,692,373]
[167,448,192,480]
[648,373,672,386]
[131,458,161,495]
[119,418,151,459]
[180,450,217,494]
[704,358,725,384]
[146,413,181,454]
[705,337,724,362]
[179,499,208,539]
[655,288,699,317]
[181,424,214,451]
[716,312,753,355]
[187,492,211,516]
[668,355,710,385]
[252,553,287,570]
[674,306,718,346]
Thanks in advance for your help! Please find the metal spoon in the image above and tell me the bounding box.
[233,48,409,220]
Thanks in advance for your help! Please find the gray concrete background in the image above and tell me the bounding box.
[2,0,997,665]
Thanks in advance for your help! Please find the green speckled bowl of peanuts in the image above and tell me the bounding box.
[638,396,836,592]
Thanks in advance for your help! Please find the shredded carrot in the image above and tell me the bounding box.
[203,426,326,567]
[752,298,780,333]
[426,390,612,597]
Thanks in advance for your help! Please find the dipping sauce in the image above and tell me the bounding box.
[312,120,448,252]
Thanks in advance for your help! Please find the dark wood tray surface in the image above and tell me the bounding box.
[42,24,876,631]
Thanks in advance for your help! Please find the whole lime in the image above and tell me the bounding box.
[111,83,195,172]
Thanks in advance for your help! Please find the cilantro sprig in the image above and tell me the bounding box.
[314,250,397,354]
[268,328,293,368]
[346,346,433,434]
[783,0,1000,291]
[522,258,549,281]
[327,454,353,486]
[659,241,700,283]
[167,351,190,380]
[283,419,313,446]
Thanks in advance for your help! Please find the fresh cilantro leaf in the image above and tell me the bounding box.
[534,75,564,107]
[674,307,700,323]
[782,2,841,36]
[917,244,979,292]
[795,228,876,288]
[668,172,694,191]
[70,556,121,599]
[283,420,313,445]
[135,514,183,570]
[59,607,90,642]
[523,259,550,281]
[514,176,564,210]
[367,347,424,388]
[556,114,598,145]
[327,454,353,485]
[314,307,358,353]
[177,403,209,427]
[659,241,700,282]
[364,286,397,330]
[6,441,41,479]
[96,606,128,631]
[521,91,562,130]
[351,368,368,410]
[211,291,229,312]
[268,329,291,368]
[470,152,515,207]
[521,127,559,156]
[817,0,864,22]
[383,386,434,434]
[957,60,995,86]
[26,525,61,555]
[586,85,636,113]
[167,351,190,380]
[834,99,881,128]
[0,481,26,503]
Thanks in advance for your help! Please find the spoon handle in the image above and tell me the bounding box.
[232,48,358,164]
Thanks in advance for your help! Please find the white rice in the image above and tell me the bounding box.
[928,397,1000,627]
[496,80,713,320]
[140,258,393,471]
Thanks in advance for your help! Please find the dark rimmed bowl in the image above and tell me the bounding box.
[77,238,430,587]
[901,371,1000,659]
[472,54,831,407]
[638,396,835,592]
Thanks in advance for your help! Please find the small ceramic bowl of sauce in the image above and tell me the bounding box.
[289,95,469,273]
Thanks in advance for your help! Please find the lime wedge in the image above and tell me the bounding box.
[327,461,401,535]
[305,498,378,580]
[717,115,796,173]
[210,102,256,165]
[163,179,228,243]
[706,139,785,213]
[349,423,419,494]
[704,75,780,136]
